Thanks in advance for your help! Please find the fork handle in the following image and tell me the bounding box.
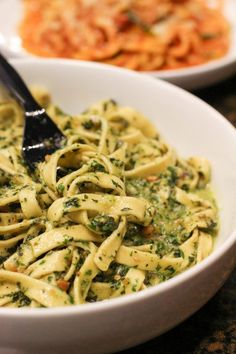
[0,52,38,109]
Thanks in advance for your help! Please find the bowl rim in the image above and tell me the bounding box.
[0,58,236,318]
[149,53,236,79]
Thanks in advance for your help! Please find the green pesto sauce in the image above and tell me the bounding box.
[125,167,218,263]
[87,167,218,302]
[194,187,216,206]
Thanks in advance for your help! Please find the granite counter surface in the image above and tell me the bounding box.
[119,74,236,354]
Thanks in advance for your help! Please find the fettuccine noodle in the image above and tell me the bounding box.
[0,88,218,307]
[19,0,230,71]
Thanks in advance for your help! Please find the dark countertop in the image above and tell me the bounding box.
[119,74,236,354]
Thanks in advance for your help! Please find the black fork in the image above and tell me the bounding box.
[0,53,66,170]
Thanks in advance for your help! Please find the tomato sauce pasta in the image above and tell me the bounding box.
[19,0,230,71]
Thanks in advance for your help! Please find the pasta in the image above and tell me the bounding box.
[0,88,218,308]
[19,0,230,71]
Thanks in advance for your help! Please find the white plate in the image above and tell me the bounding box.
[0,0,236,89]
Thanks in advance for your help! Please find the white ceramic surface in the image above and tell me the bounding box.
[0,59,236,354]
[0,0,236,89]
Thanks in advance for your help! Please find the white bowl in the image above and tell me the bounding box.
[0,59,236,354]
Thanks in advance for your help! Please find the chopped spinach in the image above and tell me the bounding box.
[89,215,118,236]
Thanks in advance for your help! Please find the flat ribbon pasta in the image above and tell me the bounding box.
[19,1,230,71]
[0,90,218,307]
